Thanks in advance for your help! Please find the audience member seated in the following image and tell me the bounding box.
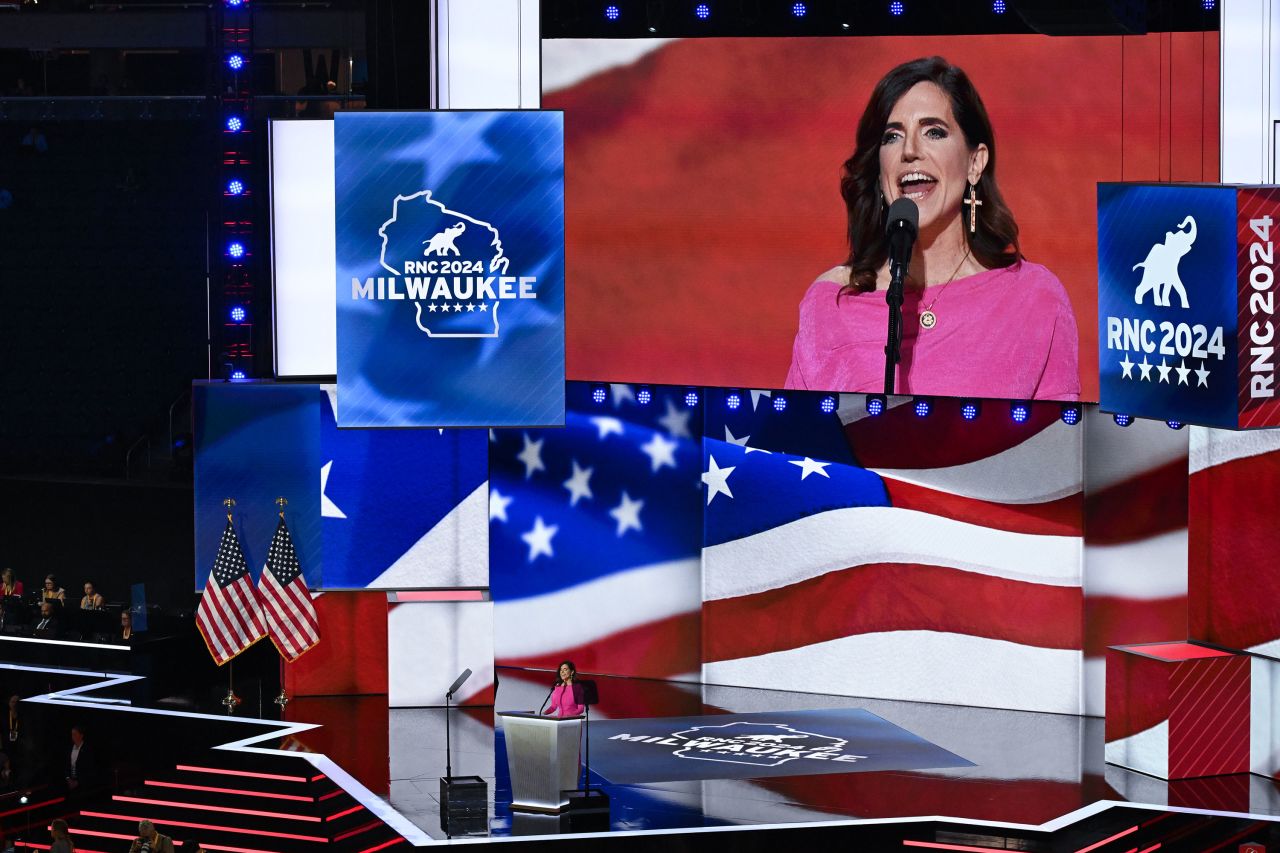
[79,582,103,610]
[0,569,22,598]
[49,818,74,853]
[129,819,175,853]
[121,610,135,642]
[42,575,66,605]
[33,602,59,639]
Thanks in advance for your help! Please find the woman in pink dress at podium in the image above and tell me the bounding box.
[542,661,585,718]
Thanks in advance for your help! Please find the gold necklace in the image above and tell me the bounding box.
[918,248,971,330]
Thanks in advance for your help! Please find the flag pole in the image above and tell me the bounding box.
[220,498,242,715]
[272,496,291,713]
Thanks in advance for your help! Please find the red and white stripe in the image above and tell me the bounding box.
[1189,427,1280,656]
[258,569,320,662]
[1083,410,1190,716]
[494,558,702,681]
[196,574,267,667]
[702,398,1086,715]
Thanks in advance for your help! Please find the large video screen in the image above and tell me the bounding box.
[545,34,1219,402]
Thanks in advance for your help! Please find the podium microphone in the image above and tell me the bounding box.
[536,679,558,715]
[883,197,919,395]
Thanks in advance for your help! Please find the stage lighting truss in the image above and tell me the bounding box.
[684,389,700,407]
[636,386,652,406]
[772,395,788,413]
[1060,404,1081,426]
[912,397,931,418]
[1113,413,1133,427]
[960,400,981,421]
[865,394,886,416]
[819,395,837,414]
[591,385,608,404]
[725,390,742,410]
[1010,401,1031,424]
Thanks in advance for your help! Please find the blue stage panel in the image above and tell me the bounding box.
[588,708,972,784]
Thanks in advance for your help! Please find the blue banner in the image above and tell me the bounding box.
[193,383,321,590]
[587,708,972,784]
[334,111,565,428]
[1098,184,1239,427]
[195,382,488,590]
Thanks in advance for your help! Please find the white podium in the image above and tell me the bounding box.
[498,711,583,813]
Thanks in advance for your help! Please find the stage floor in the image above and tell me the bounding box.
[376,667,1280,840]
[10,659,1280,849]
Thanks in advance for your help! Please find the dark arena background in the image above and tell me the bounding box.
[5,1,1280,852]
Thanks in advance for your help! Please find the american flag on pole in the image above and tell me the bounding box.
[258,516,321,661]
[196,516,267,666]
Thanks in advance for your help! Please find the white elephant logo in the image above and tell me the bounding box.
[422,221,467,257]
[1133,215,1196,309]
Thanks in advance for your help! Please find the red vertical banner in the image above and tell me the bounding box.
[1236,187,1280,428]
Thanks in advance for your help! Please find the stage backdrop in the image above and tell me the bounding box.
[493,383,1195,715]
[1189,427,1280,658]
[1082,410,1189,717]
[195,383,487,590]
[699,390,1085,715]
[489,383,703,681]
[545,33,1220,403]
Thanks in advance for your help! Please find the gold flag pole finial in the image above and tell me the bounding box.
[275,496,288,520]
[223,497,237,522]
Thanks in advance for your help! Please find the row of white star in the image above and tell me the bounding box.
[493,492,645,562]
[423,302,489,313]
[513,422,683,480]
[700,453,831,505]
[1118,355,1210,387]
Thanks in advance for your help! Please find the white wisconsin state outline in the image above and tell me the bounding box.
[670,722,848,768]
[376,190,510,339]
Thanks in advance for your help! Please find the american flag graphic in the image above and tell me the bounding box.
[1083,411,1188,716]
[1189,427,1280,656]
[1187,429,1280,790]
[258,517,321,662]
[490,383,702,680]
[196,517,267,666]
[701,391,1087,715]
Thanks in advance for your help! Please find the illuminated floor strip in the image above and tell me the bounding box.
[1075,825,1139,853]
[80,810,328,842]
[144,779,315,802]
[175,764,311,783]
[113,794,323,822]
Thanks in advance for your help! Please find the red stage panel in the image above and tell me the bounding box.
[1106,643,1250,780]
[284,592,388,697]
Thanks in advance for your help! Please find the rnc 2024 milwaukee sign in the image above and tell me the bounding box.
[334,111,564,428]
[586,708,972,784]
[1098,183,1280,429]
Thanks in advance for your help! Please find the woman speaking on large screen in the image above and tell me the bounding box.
[786,57,1080,401]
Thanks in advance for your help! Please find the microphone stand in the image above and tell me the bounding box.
[536,681,557,716]
[882,200,918,396]
[884,259,906,395]
[443,669,472,786]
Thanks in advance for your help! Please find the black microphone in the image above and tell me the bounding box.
[883,197,919,396]
[536,679,558,715]
[885,197,919,286]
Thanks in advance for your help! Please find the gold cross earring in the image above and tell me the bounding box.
[963,182,982,234]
